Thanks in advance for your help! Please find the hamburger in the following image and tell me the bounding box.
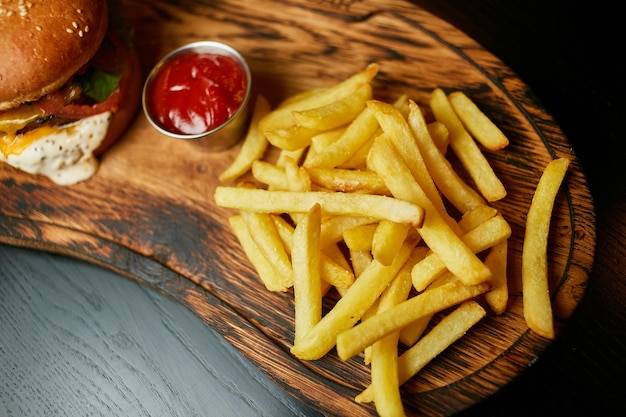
[0,0,142,185]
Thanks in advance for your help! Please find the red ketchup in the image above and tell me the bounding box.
[148,52,247,135]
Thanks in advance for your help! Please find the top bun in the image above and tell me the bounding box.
[0,0,109,111]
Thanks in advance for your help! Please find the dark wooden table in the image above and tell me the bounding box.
[2,1,624,416]
[415,1,626,416]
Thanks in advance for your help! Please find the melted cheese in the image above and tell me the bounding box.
[0,112,112,185]
[0,104,46,140]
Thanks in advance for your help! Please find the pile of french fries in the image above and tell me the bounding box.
[214,62,569,416]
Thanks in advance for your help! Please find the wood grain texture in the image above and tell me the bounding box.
[0,245,322,417]
[0,0,596,416]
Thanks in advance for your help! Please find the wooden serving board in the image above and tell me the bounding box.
[0,0,596,415]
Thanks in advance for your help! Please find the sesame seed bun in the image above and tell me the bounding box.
[0,0,109,111]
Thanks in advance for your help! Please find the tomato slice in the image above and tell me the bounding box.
[36,30,132,120]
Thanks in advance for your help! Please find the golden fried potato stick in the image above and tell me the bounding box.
[349,250,373,280]
[449,91,509,151]
[356,300,487,403]
[228,216,292,292]
[303,106,380,169]
[331,94,409,171]
[284,156,311,193]
[214,187,425,228]
[367,247,424,417]
[522,157,570,339]
[305,166,389,195]
[407,100,486,215]
[272,214,355,289]
[342,224,377,252]
[336,279,490,360]
[430,88,506,202]
[276,147,307,167]
[364,246,428,411]
[367,134,492,286]
[367,100,450,221]
[310,127,346,154]
[427,120,449,154]
[320,215,378,248]
[292,204,323,345]
[293,83,372,131]
[411,213,511,290]
[398,313,431,349]
[219,95,271,182]
[259,63,379,135]
[277,86,329,109]
[457,204,499,233]
[290,233,420,360]
[241,210,294,288]
[263,124,320,151]
[372,220,411,266]
[485,240,509,314]
[251,160,289,190]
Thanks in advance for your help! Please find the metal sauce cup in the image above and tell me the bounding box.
[142,41,252,151]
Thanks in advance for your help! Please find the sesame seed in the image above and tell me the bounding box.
[72,21,78,29]
[84,25,89,33]
[35,25,41,31]
[66,28,74,34]
[79,30,84,37]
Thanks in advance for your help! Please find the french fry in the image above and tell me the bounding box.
[241,210,293,288]
[303,106,380,169]
[310,127,346,154]
[427,120,449,154]
[214,62,549,416]
[276,147,307,167]
[522,157,570,339]
[350,250,373,279]
[219,95,271,182]
[449,91,509,151]
[292,204,323,345]
[485,240,509,314]
[357,301,487,403]
[293,83,372,131]
[290,233,420,360]
[368,100,449,219]
[391,247,431,348]
[368,134,492,286]
[277,86,329,109]
[342,223,377,252]
[366,246,421,417]
[228,216,291,292]
[320,215,378,248]
[272,214,355,289]
[258,63,379,134]
[407,99,486,215]
[457,204,499,233]
[306,166,389,195]
[251,160,289,190]
[398,313,431,349]
[411,214,511,290]
[336,279,491,360]
[215,187,425,228]
[430,88,506,202]
[334,92,408,171]
[264,124,319,151]
[372,220,411,266]
[338,134,375,170]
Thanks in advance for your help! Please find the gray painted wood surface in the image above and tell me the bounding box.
[0,244,321,417]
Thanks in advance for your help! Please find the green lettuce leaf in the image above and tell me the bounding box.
[76,68,121,103]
